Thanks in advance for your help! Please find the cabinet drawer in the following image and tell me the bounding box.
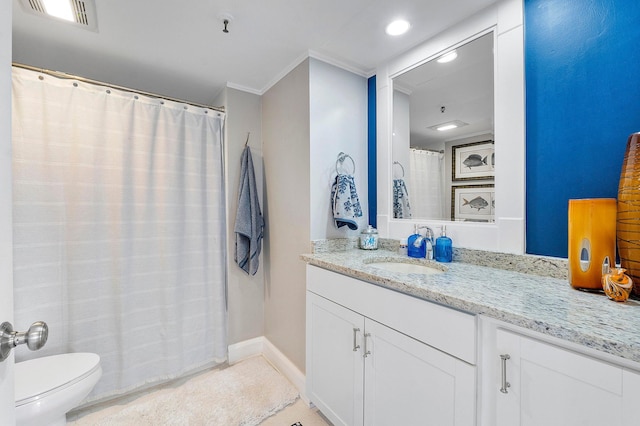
[307,265,476,364]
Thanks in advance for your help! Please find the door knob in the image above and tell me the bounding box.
[0,321,49,362]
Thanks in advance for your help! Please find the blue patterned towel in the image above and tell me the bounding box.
[331,174,362,230]
[393,178,412,219]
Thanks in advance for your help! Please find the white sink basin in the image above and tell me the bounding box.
[368,262,444,275]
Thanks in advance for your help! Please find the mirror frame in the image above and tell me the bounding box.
[376,0,525,254]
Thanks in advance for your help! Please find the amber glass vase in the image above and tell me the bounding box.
[568,199,616,290]
[617,132,640,296]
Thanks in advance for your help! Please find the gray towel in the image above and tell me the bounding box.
[234,146,264,275]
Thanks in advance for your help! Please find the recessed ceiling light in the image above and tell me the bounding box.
[437,50,458,63]
[41,0,75,21]
[18,0,99,30]
[385,19,410,36]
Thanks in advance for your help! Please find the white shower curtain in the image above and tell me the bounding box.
[408,149,446,219]
[11,67,227,402]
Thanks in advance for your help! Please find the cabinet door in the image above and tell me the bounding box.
[364,319,476,426]
[306,292,365,426]
[496,329,637,426]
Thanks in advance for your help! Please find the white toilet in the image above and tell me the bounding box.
[15,353,102,426]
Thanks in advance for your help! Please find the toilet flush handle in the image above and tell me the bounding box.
[0,321,49,362]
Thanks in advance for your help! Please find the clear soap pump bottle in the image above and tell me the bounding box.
[435,225,452,263]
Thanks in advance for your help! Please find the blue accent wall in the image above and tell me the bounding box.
[525,0,640,257]
[368,76,377,228]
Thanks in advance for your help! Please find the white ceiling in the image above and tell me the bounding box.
[12,0,497,106]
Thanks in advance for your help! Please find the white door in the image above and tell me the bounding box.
[1,0,15,419]
[496,328,639,426]
[363,318,476,426]
[306,292,365,426]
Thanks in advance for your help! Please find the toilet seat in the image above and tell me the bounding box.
[15,353,101,407]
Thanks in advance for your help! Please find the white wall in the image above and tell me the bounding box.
[0,0,14,419]
[220,87,265,345]
[262,59,311,371]
[309,58,368,239]
[262,58,367,372]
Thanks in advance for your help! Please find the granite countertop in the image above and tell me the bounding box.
[301,247,640,366]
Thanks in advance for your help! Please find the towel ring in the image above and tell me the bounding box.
[393,161,405,178]
[336,152,356,175]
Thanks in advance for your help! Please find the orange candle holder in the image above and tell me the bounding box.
[602,267,633,302]
[568,198,617,290]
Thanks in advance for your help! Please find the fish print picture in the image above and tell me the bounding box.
[463,195,489,211]
[452,140,495,181]
[463,154,487,169]
[452,185,495,222]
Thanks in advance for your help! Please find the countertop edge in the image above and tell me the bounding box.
[300,251,640,368]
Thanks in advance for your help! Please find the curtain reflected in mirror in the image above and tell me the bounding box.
[393,150,446,219]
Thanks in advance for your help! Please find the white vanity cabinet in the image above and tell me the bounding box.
[490,327,640,426]
[306,265,476,426]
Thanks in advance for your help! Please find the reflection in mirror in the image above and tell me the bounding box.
[392,32,494,221]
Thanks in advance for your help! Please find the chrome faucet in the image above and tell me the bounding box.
[412,225,434,247]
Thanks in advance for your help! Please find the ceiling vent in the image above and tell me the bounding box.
[19,0,98,31]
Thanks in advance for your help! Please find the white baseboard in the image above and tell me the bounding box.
[228,336,308,404]
[228,337,265,365]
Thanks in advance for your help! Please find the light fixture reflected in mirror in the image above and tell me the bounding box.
[429,120,468,132]
[437,50,458,63]
[386,19,411,36]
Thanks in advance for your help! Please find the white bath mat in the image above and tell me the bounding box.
[69,356,299,426]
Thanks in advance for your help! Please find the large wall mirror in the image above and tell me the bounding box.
[376,0,525,254]
[392,32,494,222]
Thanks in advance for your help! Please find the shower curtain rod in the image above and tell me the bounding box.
[411,147,444,154]
[12,62,226,113]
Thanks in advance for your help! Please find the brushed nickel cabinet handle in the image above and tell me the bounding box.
[363,332,371,358]
[353,328,361,352]
[500,354,511,394]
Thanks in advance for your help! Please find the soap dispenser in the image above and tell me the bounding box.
[407,224,427,258]
[435,225,452,263]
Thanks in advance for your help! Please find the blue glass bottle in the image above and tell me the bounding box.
[435,225,452,262]
[407,225,427,258]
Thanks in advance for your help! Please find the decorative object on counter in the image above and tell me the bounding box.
[568,198,616,290]
[359,225,379,250]
[331,152,362,230]
[392,161,411,219]
[601,265,633,302]
[617,132,640,295]
[398,238,408,256]
[234,142,264,276]
[435,225,453,263]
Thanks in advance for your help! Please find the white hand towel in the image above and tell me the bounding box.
[393,178,412,219]
[234,146,264,275]
[331,174,363,230]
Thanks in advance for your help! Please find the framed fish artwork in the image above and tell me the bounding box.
[451,140,495,181]
[451,185,495,222]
